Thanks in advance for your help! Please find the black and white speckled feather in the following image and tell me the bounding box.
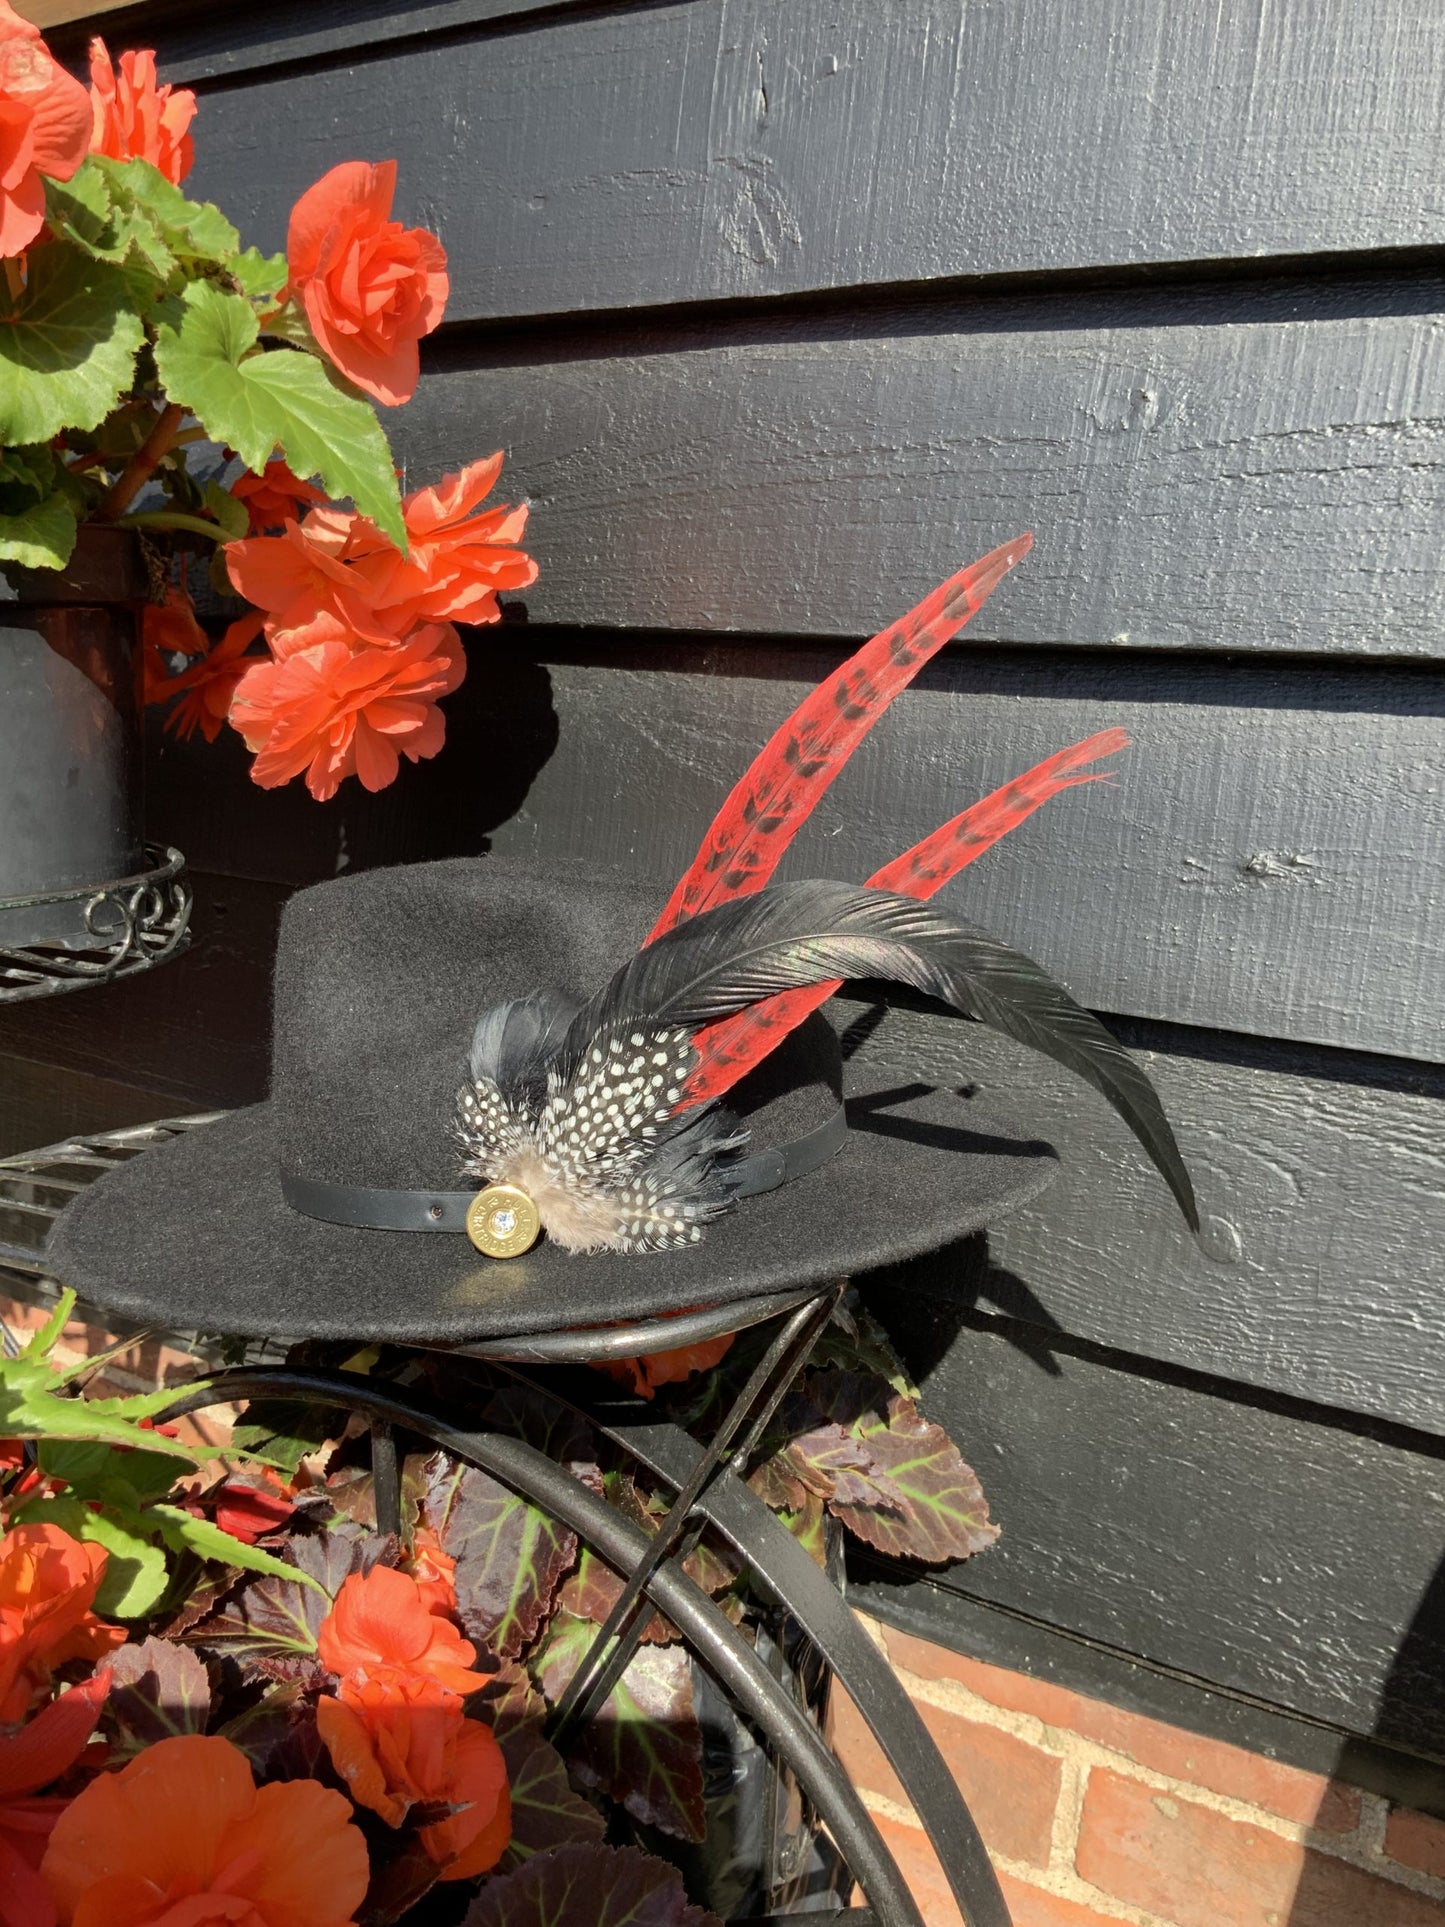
[454,1010,745,1253]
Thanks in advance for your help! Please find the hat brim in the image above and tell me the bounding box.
[45,1081,1057,1343]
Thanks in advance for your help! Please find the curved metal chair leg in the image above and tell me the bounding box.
[538,1385,1012,1927]
[158,1366,931,1927]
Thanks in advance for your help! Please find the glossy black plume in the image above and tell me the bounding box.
[560,881,1198,1230]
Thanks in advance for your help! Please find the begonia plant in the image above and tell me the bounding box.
[0,6,534,802]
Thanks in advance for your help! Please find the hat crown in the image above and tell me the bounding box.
[271,856,842,1193]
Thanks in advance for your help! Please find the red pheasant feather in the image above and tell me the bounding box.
[646,533,1033,942]
[679,728,1131,1108]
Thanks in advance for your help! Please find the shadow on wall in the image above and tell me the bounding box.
[146,627,561,885]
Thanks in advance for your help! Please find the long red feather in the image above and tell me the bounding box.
[679,728,1131,1108]
[646,533,1033,942]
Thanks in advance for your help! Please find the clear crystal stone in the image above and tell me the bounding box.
[490,1208,517,1236]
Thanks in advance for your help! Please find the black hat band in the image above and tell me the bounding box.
[279,1104,849,1235]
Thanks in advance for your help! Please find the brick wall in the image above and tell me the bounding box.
[836,1615,1445,1927]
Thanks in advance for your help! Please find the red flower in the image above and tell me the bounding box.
[40,1733,368,1927]
[0,1527,124,1725]
[0,4,92,257]
[148,610,264,744]
[285,160,447,406]
[317,1672,510,1880]
[231,460,326,536]
[229,621,465,801]
[86,40,195,184]
[0,1671,109,1927]
[209,1466,295,1545]
[316,1566,482,1698]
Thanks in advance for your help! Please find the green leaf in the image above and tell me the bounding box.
[0,1351,204,1466]
[18,1495,170,1617]
[92,155,240,268]
[0,245,144,444]
[100,1635,212,1755]
[232,247,288,304]
[0,494,76,568]
[38,1436,182,1506]
[227,1399,341,1475]
[147,1503,328,1593]
[153,282,404,545]
[202,479,250,541]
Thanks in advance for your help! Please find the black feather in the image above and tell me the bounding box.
[561,881,1198,1231]
[469,989,581,1107]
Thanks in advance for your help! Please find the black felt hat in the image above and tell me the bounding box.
[47,858,1065,1341]
[46,542,1196,1342]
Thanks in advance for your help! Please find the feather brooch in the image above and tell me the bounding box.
[454,536,1199,1255]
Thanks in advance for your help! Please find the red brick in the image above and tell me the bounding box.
[1078,1768,1445,1927]
[881,1624,1359,1832]
[831,1685,1061,1868]
[861,1813,1127,1927]
[1387,1807,1445,1879]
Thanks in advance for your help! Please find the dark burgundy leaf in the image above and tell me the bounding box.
[474,1658,545,1739]
[746,1452,808,1514]
[559,1549,674,1644]
[360,1836,441,1927]
[183,1522,370,1677]
[428,1459,578,1664]
[461,1841,722,1927]
[807,1370,998,1563]
[219,1681,325,1781]
[100,1637,211,1756]
[532,1613,705,1841]
[498,1723,606,1869]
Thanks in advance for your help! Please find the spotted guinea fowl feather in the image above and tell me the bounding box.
[682,729,1132,1107]
[563,880,1197,1230]
[646,534,1033,942]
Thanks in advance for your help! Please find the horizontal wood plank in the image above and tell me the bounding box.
[841,1003,1445,1434]
[167,0,1445,317]
[0,1053,199,1160]
[140,639,1445,1062]
[849,1312,1445,1755]
[396,293,1445,657]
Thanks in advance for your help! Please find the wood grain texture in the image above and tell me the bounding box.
[0,1053,198,1160]
[170,0,1445,317]
[852,1313,1445,1756]
[392,293,1445,657]
[318,637,1441,1066]
[841,1002,1445,1434]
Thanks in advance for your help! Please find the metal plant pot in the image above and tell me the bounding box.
[0,525,147,949]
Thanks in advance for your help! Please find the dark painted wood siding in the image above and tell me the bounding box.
[13,0,1445,1794]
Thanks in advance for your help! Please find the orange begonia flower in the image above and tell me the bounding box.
[41,1733,368,1927]
[231,461,326,537]
[598,1324,736,1400]
[0,1527,124,1725]
[322,455,538,632]
[0,3,92,257]
[407,1528,457,1621]
[229,621,465,802]
[149,610,264,744]
[87,40,195,184]
[0,1671,109,1927]
[286,160,447,406]
[317,1672,510,1879]
[317,1565,482,1697]
[226,520,402,655]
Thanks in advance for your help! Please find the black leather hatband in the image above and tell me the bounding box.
[280,1106,849,1234]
